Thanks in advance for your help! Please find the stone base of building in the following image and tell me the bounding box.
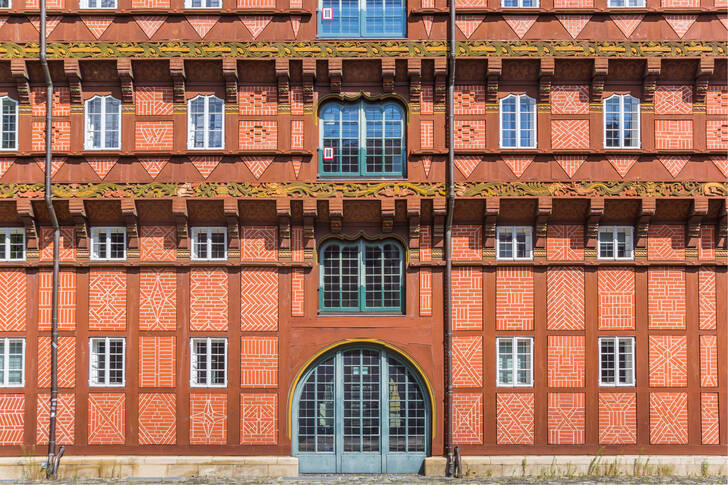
[0,456,298,480]
[424,455,728,478]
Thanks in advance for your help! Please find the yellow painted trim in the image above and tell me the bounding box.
[287,338,436,440]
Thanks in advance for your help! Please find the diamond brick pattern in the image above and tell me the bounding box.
[612,14,644,37]
[239,121,277,149]
[240,267,278,331]
[420,267,432,317]
[241,226,277,262]
[700,335,718,388]
[452,225,482,261]
[88,393,125,445]
[139,157,169,179]
[699,267,716,330]
[190,268,228,331]
[36,394,74,445]
[650,392,688,444]
[190,394,227,445]
[420,120,433,149]
[496,267,533,331]
[31,86,70,117]
[655,120,693,150]
[0,395,23,445]
[551,84,589,114]
[555,155,587,178]
[135,86,173,116]
[452,393,482,444]
[38,270,76,331]
[134,16,166,39]
[89,269,127,331]
[40,226,75,262]
[548,335,585,388]
[452,267,482,331]
[648,224,685,261]
[37,336,75,388]
[547,224,584,261]
[138,393,176,445]
[701,393,719,445]
[547,267,585,331]
[649,336,687,388]
[241,336,278,388]
[454,85,486,115]
[140,225,176,262]
[241,394,277,445]
[648,268,686,329]
[139,336,176,388]
[291,268,305,317]
[139,268,177,331]
[136,121,173,150]
[81,16,114,39]
[190,156,221,179]
[706,85,728,115]
[556,15,591,39]
[239,86,277,116]
[454,120,485,149]
[452,336,483,388]
[658,155,689,177]
[599,393,636,444]
[497,393,534,445]
[240,15,272,39]
[31,120,70,151]
[0,269,25,331]
[86,157,118,179]
[503,15,537,39]
[187,15,219,38]
[607,155,638,178]
[455,15,484,39]
[548,393,585,445]
[699,225,716,260]
[454,156,481,178]
[552,119,589,149]
[502,156,533,178]
[654,85,693,114]
[242,156,273,179]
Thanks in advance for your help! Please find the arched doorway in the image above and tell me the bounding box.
[292,344,431,473]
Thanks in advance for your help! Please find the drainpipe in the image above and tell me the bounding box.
[444,0,457,477]
[40,0,63,478]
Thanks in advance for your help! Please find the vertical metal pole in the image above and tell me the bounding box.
[39,0,61,477]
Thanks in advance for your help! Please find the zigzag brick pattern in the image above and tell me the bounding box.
[496,267,533,331]
[241,267,278,331]
[598,393,636,444]
[497,393,534,445]
[698,267,716,330]
[654,85,693,114]
[38,270,76,331]
[649,336,687,387]
[139,268,177,331]
[598,267,634,330]
[701,393,719,445]
[451,393,482,444]
[136,121,173,151]
[649,392,688,444]
[548,335,585,387]
[140,225,177,262]
[648,268,686,330]
[648,224,685,261]
[36,393,74,445]
[452,266,482,331]
[241,226,277,262]
[452,336,483,388]
[190,267,228,331]
[139,336,176,388]
[547,267,584,331]
[700,335,718,388]
[548,392,585,445]
[190,394,227,445]
[551,119,589,149]
[452,225,482,261]
[241,393,278,445]
[88,393,125,445]
[547,224,584,261]
[241,336,278,388]
[0,269,25,331]
[0,395,24,445]
[138,393,176,445]
[89,269,127,331]
[37,336,75,388]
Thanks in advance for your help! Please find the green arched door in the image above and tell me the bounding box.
[293,346,430,474]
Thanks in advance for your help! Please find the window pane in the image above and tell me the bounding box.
[92,339,106,385]
[2,99,17,149]
[599,229,614,259]
[210,340,226,385]
[194,340,208,385]
[194,231,208,259]
[616,229,632,259]
[9,231,23,260]
[618,338,633,385]
[210,231,226,259]
[516,339,531,385]
[498,230,513,259]
[498,339,513,385]
[110,231,125,259]
[600,339,615,384]
[519,96,534,148]
[364,245,383,308]
[515,229,529,259]
[501,98,517,148]
[109,339,124,384]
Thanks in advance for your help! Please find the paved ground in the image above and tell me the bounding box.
[9,476,728,485]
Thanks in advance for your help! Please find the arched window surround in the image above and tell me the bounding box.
[0,96,18,151]
[84,94,121,151]
[499,93,537,149]
[603,93,641,149]
[187,94,225,150]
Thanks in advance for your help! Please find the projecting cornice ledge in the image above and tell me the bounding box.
[4,41,726,59]
[0,181,725,199]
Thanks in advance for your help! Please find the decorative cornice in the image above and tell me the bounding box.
[4,40,725,59]
[0,181,724,199]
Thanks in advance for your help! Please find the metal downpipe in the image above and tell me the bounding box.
[444,0,457,477]
[40,0,63,477]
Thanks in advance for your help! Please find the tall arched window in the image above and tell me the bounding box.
[188,95,224,150]
[320,238,404,312]
[0,96,18,150]
[318,0,406,38]
[319,100,405,178]
[604,94,640,149]
[85,95,121,150]
[499,94,536,149]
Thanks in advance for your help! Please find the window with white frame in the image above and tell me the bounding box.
[185,0,220,7]
[497,337,533,386]
[0,228,25,261]
[598,226,633,260]
[599,337,635,386]
[0,96,18,150]
[90,227,126,261]
[496,226,533,260]
[191,227,227,261]
[85,95,121,150]
[89,337,125,387]
[502,0,538,7]
[80,0,116,8]
[500,94,536,149]
[190,337,227,387]
[608,0,644,7]
[604,94,640,149]
[188,95,224,149]
[0,338,24,387]
[0,0,10,8]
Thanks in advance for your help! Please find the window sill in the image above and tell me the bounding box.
[318,312,405,317]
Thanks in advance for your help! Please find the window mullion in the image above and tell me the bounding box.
[358,240,365,311]
[3,345,8,386]
[359,104,366,176]
[515,97,521,148]
[207,338,213,386]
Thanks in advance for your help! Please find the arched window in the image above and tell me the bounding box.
[0,96,18,150]
[318,0,406,38]
[188,95,224,150]
[84,95,121,150]
[604,94,640,149]
[499,94,536,149]
[320,238,404,312]
[319,100,405,177]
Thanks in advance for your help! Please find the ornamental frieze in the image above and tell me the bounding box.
[3,40,725,59]
[0,181,724,199]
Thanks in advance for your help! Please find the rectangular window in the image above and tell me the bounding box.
[608,0,645,6]
[598,226,633,260]
[599,337,635,386]
[502,0,538,7]
[190,338,227,387]
[80,0,116,7]
[191,227,227,261]
[496,226,533,260]
[0,97,18,150]
[0,228,25,261]
[90,227,126,261]
[0,338,24,387]
[319,0,406,38]
[185,0,221,7]
[89,337,125,387]
[0,0,10,8]
[496,337,533,386]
